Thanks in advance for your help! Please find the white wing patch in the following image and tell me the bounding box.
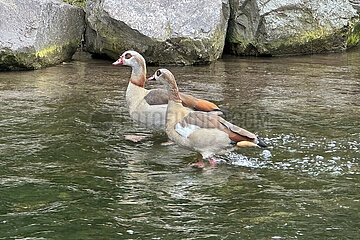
[175,123,200,138]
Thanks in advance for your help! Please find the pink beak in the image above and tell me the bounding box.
[112,56,123,66]
[147,74,156,81]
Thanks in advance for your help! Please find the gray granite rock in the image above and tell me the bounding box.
[349,0,360,12]
[0,0,85,70]
[226,0,360,56]
[85,0,230,65]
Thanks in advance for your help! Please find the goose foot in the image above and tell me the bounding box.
[125,135,147,142]
[189,157,220,169]
[160,140,174,146]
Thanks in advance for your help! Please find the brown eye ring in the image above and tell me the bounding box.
[125,53,132,59]
[156,70,161,76]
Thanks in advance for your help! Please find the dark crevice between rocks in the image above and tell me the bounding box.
[224,0,271,57]
[223,0,238,57]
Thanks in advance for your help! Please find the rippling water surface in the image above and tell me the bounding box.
[1,50,359,239]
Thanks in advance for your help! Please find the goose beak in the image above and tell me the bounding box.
[236,138,267,148]
[147,74,156,81]
[257,138,267,148]
[112,56,123,66]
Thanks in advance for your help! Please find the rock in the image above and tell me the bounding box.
[85,0,230,65]
[226,0,360,56]
[0,0,85,71]
[349,0,360,12]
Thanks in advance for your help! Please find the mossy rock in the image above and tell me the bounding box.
[226,0,359,56]
[0,0,85,71]
[85,0,230,65]
[261,27,348,56]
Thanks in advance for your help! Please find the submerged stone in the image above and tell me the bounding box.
[85,0,230,65]
[0,0,85,71]
[226,0,360,56]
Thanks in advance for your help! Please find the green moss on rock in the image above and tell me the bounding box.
[262,26,347,56]
[62,0,86,8]
[35,40,80,66]
[225,32,259,55]
[0,40,80,71]
[265,19,360,56]
[346,18,360,48]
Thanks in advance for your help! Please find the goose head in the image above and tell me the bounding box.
[112,50,146,68]
[113,50,147,87]
[148,69,177,90]
[148,69,181,101]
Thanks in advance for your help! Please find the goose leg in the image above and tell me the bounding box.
[201,158,218,170]
[189,156,205,168]
[208,158,218,168]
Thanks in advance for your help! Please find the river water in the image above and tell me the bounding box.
[0,49,359,239]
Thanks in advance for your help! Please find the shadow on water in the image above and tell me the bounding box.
[0,49,360,239]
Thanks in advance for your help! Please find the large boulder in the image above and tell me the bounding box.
[0,0,85,71]
[226,0,360,56]
[85,0,230,65]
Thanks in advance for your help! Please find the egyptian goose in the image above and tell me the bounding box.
[148,69,267,167]
[113,50,222,131]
